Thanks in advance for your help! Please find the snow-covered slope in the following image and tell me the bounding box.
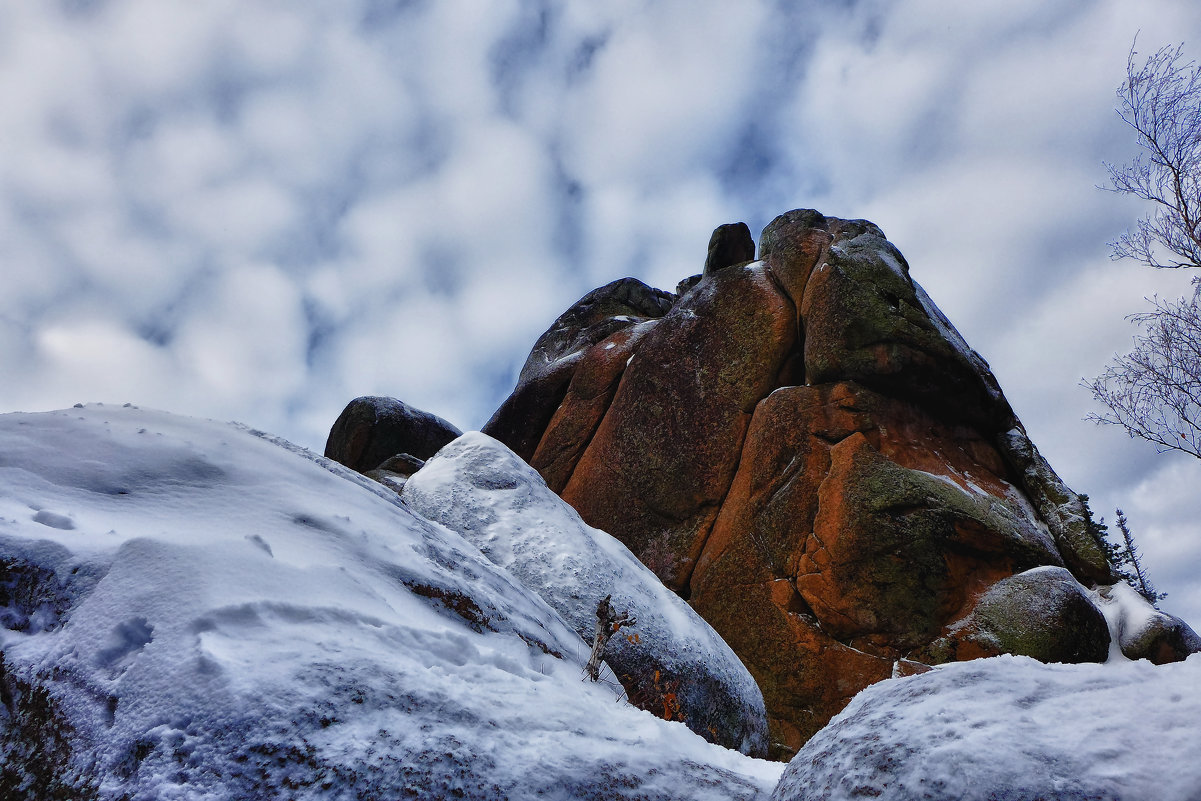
[0,405,783,800]
[402,432,769,755]
[3,404,1199,801]
[771,653,1201,801]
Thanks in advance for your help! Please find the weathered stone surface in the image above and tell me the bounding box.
[324,396,460,473]
[996,427,1116,584]
[796,433,1060,648]
[363,453,425,493]
[530,321,658,493]
[483,277,674,462]
[374,452,425,474]
[676,274,702,296]
[516,277,674,385]
[482,351,582,462]
[483,209,1198,758]
[934,566,1110,664]
[559,264,796,593]
[773,214,1002,429]
[704,222,755,276]
[1124,613,1201,664]
[688,381,1066,752]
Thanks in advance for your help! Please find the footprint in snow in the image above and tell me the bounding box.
[33,510,76,530]
[96,617,155,677]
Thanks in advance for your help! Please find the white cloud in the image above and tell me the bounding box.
[562,1,769,185]
[126,117,243,200]
[174,262,308,405]
[25,312,193,417]
[92,0,229,98]
[4,0,1201,625]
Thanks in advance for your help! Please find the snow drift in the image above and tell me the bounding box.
[0,405,782,800]
[3,403,1200,801]
[771,653,1201,801]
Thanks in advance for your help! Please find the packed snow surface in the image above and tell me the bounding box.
[0,405,782,800]
[772,653,1201,801]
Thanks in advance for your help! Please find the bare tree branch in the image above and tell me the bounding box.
[1103,38,1201,270]
[584,595,635,682]
[1085,284,1201,459]
[1090,40,1201,459]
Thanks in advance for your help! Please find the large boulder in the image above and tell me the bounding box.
[324,396,461,473]
[559,264,797,593]
[484,211,1196,757]
[704,222,756,276]
[930,566,1111,664]
[402,432,770,756]
[515,277,675,386]
[1096,581,1201,663]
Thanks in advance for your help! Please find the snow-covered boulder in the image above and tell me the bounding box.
[1094,580,1201,663]
[770,654,1201,801]
[402,432,770,757]
[0,406,782,800]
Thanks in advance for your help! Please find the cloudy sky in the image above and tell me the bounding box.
[4,0,1201,624]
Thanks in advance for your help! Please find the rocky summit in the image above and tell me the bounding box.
[479,209,1200,757]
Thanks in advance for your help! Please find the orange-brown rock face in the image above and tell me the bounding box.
[559,265,797,592]
[685,381,1067,752]
[482,209,1191,759]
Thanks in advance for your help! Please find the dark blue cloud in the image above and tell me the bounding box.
[490,1,554,116]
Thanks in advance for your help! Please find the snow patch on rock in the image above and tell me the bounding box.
[403,431,770,757]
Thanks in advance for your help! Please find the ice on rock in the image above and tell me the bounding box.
[402,431,770,756]
[0,406,782,800]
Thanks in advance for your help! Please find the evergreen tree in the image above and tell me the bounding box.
[1115,509,1167,605]
[1080,494,1132,583]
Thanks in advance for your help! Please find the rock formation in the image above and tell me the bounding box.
[482,209,1199,757]
[324,395,461,486]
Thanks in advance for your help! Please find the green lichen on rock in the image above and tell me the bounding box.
[800,435,1064,649]
[958,567,1110,663]
[996,427,1116,585]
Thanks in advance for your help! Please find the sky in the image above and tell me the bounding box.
[3,0,1201,625]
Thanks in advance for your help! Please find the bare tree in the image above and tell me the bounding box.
[1086,285,1201,459]
[1105,40,1201,269]
[1089,40,1201,456]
